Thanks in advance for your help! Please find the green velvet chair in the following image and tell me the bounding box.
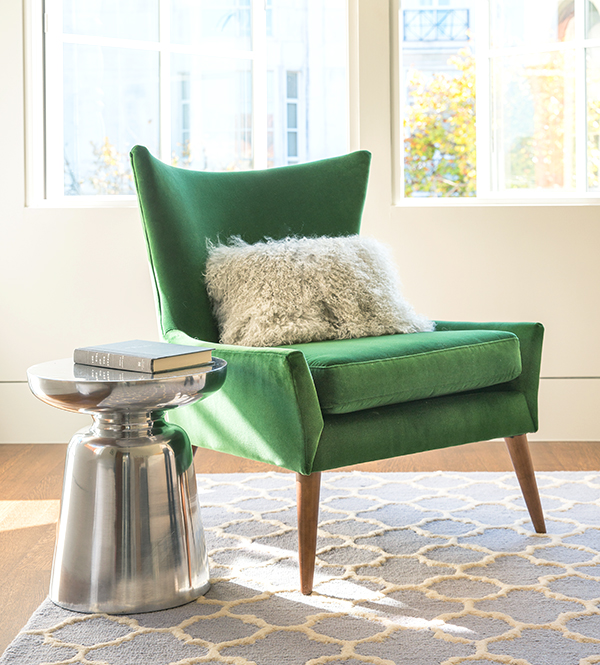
[130,145,546,595]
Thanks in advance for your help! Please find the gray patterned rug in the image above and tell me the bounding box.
[2,471,600,665]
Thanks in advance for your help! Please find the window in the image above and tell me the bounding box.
[34,0,347,202]
[399,0,600,200]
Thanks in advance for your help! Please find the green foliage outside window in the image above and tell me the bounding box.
[404,49,476,198]
[404,48,593,196]
[90,138,135,195]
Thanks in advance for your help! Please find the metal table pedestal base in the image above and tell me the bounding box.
[51,413,210,614]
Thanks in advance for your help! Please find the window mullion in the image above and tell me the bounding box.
[159,0,171,164]
[252,0,267,170]
[44,0,65,201]
[576,0,587,193]
[489,41,581,58]
[60,34,162,51]
[475,0,491,197]
[390,0,403,203]
[348,0,360,153]
[25,0,46,204]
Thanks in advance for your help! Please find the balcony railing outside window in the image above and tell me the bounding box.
[403,9,470,42]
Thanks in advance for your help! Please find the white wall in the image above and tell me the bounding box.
[1,0,598,443]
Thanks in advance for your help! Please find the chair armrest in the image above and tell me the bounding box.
[165,329,324,474]
[434,321,544,431]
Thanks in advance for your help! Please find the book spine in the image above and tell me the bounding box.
[73,349,153,373]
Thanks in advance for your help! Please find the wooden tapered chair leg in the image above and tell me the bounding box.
[296,472,321,595]
[505,435,546,533]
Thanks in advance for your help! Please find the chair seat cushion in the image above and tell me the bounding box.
[283,329,522,414]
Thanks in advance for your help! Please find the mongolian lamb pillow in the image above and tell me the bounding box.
[204,235,434,347]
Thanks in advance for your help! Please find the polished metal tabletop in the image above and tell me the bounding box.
[27,357,227,414]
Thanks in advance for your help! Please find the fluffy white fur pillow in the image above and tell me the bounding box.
[204,235,434,347]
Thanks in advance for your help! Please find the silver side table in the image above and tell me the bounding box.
[27,357,226,614]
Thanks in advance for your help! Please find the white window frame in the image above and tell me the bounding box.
[392,0,600,206]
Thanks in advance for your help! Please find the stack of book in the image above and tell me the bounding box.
[73,340,213,375]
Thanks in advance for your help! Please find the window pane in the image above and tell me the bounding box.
[587,47,600,190]
[490,0,575,48]
[63,0,158,41]
[63,44,159,195]
[402,0,476,198]
[287,102,297,129]
[587,0,600,38]
[287,131,298,157]
[286,72,298,99]
[266,0,347,168]
[267,70,275,163]
[170,55,252,171]
[492,51,576,191]
[171,0,251,50]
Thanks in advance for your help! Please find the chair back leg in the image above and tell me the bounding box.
[296,472,321,595]
[505,435,546,533]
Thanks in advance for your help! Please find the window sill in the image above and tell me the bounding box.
[394,196,600,208]
[26,196,139,209]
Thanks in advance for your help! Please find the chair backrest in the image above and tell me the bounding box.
[130,146,372,342]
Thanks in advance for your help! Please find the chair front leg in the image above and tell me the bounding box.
[505,435,546,533]
[296,471,321,595]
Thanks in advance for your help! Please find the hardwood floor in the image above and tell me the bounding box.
[197,440,600,473]
[1,440,599,655]
[0,445,67,657]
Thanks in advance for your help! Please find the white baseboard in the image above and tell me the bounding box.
[0,382,90,443]
[531,377,600,441]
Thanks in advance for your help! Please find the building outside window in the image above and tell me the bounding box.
[36,0,347,202]
[404,2,469,42]
[265,1,346,168]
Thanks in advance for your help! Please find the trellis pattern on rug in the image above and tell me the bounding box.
[4,471,600,665]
